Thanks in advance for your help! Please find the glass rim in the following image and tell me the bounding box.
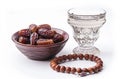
[68,8,106,16]
[67,8,106,20]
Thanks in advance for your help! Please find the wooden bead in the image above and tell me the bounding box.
[51,64,57,70]
[52,58,58,63]
[57,56,63,64]
[60,66,66,73]
[62,55,67,60]
[66,67,71,73]
[84,54,89,60]
[67,54,73,60]
[55,65,60,72]
[96,64,102,69]
[77,68,82,73]
[50,54,103,77]
[95,65,102,72]
[72,54,78,60]
[95,58,101,61]
[97,60,103,64]
[50,61,56,66]
[82,68,88,72]
[92,56,98,61]
[71,67,76,74]
[78,54,83,60]
[87,67,93,74]
[92,66,98,73]
[89,54,94,61]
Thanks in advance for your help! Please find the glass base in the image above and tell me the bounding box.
[73,46,100,55]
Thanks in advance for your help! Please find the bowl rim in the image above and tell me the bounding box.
[12,28,69,47]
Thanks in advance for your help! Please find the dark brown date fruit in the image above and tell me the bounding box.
[30,32,38,45]
[38,36,43,39]
[37,28,48,35]
[18,36,29,44]
[46,30,56,38]
[18,29,30,37]
[51,30,57,34]
[29,24,38,32]
[38,24,51,30]
[37,39,54,45]
[53,33,64,43]
[38,29,55,39]
[17,24,64,45]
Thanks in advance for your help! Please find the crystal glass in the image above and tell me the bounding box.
[67,8,106,54]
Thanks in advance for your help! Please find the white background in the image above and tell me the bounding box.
[0,0,119,79]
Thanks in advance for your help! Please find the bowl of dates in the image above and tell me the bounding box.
[12,24,69,60]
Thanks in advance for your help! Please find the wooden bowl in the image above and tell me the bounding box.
[12,28,69,60]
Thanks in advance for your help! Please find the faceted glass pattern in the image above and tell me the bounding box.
[67,8,106,54]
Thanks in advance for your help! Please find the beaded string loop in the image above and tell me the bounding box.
[50,54,103,77]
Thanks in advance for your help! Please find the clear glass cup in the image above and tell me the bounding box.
[67,8,106,54]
